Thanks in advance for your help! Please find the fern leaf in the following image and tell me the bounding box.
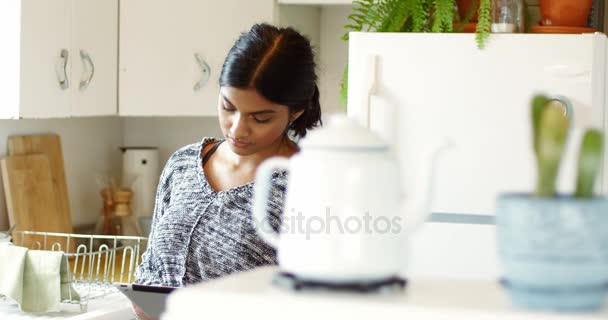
[475,0,491,48]
[343,0,379,41]
[432,0,455,32]
[410,0,426,32]
[379,0,412,32]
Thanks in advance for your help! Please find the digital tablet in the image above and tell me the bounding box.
[114,283,177,319]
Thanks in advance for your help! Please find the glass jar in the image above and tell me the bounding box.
[492,0,525,33]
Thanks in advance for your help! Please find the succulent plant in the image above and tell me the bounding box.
[575,129,603,198]
[532,94,604,198]
[534,100,569,197]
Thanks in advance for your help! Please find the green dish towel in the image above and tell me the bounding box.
[0,244,27,306]
[0,244,80,313]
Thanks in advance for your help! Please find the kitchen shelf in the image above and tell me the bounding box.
[277,0,351,5]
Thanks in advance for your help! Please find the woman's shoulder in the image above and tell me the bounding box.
[170,137,217,161]
[163,137,218,170]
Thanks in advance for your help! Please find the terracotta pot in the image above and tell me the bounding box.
[453,22,477,33]
[456,0,479,22]
[538,0,593,27]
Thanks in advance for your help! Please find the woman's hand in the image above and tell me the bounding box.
[132,303,157,320]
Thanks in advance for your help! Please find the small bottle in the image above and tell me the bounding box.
[492,0,524,33]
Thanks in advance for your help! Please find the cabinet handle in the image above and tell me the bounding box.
[55,49,69,90]
[79,50,95,91]
[193,53,211,92]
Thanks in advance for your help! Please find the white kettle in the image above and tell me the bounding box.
[252,115,445,282]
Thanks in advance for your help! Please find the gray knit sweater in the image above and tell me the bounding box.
[134,137,286,287]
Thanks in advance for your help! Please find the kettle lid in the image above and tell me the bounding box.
[299,115,388,149]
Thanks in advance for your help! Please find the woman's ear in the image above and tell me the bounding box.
[290,110,305,123]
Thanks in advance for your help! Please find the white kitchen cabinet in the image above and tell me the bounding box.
[0,3,21,119]
[2,0,347,118]
[1,0,117,119]
[70,0,118,117]
[119,0,276,116]
[18,0,71,118]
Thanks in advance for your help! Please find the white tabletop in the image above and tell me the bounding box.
[0,291,135,320]
[162,266,608,320]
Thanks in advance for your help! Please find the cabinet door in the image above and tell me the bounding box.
[20,0,71,118]
[71,0,118,117]
[119,0,275,116]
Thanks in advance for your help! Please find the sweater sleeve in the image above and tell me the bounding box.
[134,152,175,285]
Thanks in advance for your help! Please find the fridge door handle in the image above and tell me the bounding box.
[544,65,591,78]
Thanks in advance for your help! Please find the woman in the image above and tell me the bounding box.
[134,23,322,289]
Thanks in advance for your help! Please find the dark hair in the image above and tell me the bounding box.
[220,23,322,139]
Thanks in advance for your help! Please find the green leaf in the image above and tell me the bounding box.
[340,64,349,112]
[536,105,569,197]
[432,0,455,32]
[411,0,426,32]
[575,129,604,198]
[348,14,365,20]
[531,94,550,155]
[475,0,491,49]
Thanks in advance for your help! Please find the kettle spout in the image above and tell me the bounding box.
[401,140,453,234]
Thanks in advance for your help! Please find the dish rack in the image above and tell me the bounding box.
[3,230,148,312]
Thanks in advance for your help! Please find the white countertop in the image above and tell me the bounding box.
[0,291,135,320]
[162,266,608,320]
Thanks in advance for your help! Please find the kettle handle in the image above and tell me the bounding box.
[252,157,290,249]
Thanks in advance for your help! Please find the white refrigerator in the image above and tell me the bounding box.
[346,33,608,279]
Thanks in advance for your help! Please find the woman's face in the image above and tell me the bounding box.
[218,87,295,156]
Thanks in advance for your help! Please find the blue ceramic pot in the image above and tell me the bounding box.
[496,193,608,311]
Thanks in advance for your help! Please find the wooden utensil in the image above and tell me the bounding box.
[7,134,73,236]
[0,154,72,250]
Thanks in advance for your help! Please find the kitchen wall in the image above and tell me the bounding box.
[122,117,222,169]
[319,5,350,116]
[0,117,123,229]
[278,4,350,118]
[0,116,222,231]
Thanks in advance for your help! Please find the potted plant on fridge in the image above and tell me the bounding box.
[496,95,608,311]
[454,0,492,42]
[340,0,491,108]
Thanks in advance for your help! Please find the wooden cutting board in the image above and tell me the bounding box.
[0,154,73,250]
[7,134,73,235]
